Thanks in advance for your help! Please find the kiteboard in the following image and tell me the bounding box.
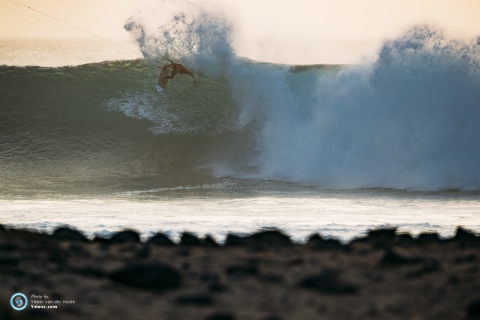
[156,67,170,93]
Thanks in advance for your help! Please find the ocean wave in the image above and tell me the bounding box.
[125,7,480,191]
[2,8,480,193]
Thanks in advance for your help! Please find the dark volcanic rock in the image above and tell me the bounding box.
[368,228,396,239]
[93,236,108,244]
[205,311,235,320]
[48,251,69,264]
[110,263,181,291]
[176,293,213,305]
[307,234,344,250]
[453,227,479,242]
[246,230,292,246]
[225,265,259,277]
[298,270,358,294]
[259,273,284,283]
[50,227,88,243]
[181,232,201,246]
[109,230,141,244]
[367,228,396,248]
[8,229,48,243]
[286,258,304,267]
[208,282,228,293]
[352,228,397,249]
[0,243,17,251]
[454,254,476,264]
[135,245,150,259]
[69,243,86,255]
[176,248,191,256]
[380,249,421,265]
[466,298,480,318]
[199,272,220,283]
[396,234,415,246]
[225,234,246,246]
[225,231,292,247]
[202,272,227,292]
[405,259,441,278]
[0,256,19,266]
[204,235,219,247]
[147,233,175,246]
[79,266,105,278]
[417,232,441,244]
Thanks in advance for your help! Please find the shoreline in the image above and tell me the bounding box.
[1,226,480,319]
[2,193,480,244]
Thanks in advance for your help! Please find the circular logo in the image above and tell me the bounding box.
[10,293,28,311]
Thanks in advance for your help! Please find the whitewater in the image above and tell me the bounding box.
[1,9,480,241]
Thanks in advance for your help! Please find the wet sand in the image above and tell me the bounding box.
[1,226,480,319]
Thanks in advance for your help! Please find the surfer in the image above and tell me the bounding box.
[163,59,195,82]
[155,59,194,93]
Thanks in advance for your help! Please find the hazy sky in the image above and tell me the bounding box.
[1,0,480,64]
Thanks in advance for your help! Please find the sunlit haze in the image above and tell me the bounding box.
[1,0,480,64]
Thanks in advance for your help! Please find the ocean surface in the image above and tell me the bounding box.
[1,20,480,242]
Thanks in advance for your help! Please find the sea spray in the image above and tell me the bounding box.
[124,8,235,79]
[247,25,480,191]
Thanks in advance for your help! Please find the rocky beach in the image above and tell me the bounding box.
[1,226,480,319]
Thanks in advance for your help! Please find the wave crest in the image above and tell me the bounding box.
[125,7,234,79]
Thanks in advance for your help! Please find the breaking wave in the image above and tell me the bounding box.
[243,26,480,191]
[1,6,480,194]
[124,7,480,191]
